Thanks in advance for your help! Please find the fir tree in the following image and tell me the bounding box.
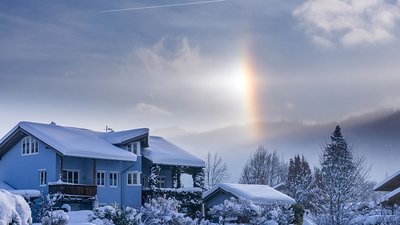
[317,125,367,225]
[286,154,312,207]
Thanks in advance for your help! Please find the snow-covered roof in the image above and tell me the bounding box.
[0,181,14,190]
[378,186,400,205]
[0,122,137,162]
[374,169,400,191]
[203,183,295,205]
[99,128,149,144]
[143,136,205,167]
[8,190,41,199]
[0,182,41,199]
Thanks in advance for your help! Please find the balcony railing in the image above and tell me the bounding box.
[48,183,97,197]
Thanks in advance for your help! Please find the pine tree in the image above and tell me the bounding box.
[317,125,367,225]
[286,154,312,207]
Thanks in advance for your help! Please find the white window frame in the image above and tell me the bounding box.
[96,170,106,187]
[157,176,166,188]
[39,169,47,186]
[109,171,118,188]
[126,142,141,156]
[21,136,39,156]
[62,169,79,184]
[127,171,141,186]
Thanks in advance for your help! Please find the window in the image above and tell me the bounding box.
[96,171,105,187]
[157,176,166,188]
[126,142,140,155]
[127,171,140,186]
[21,136,39,155]
[62,170,79,184]
[109,172,118,187]
[39,170,47,186]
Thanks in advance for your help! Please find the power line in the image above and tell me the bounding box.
[98,0,232,13]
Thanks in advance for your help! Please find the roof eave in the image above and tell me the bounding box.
[374,172,400,191]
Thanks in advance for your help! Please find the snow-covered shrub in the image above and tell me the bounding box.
[348,204,400,225]
[208,197,293,224]
[89,205,141,225]
[37,193,63,221]
[90,198,197,225]
[141,197,195,225]
[61,204,71,212]
[0,189,32,225]
[142,187,203,219]
[41,210,69,225]
[208,197,261,223]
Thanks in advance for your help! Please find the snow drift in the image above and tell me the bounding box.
[0,189,32,225]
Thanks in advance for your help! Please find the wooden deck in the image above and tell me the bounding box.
[48,184,97,197]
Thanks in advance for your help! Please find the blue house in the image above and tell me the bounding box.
[0,121,205,210]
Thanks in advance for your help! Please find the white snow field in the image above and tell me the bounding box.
[0,189,32,225]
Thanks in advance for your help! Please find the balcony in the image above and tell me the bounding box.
[48,182,97,198]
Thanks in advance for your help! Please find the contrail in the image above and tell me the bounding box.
[99,0,232,13]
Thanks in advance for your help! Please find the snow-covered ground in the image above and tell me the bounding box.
[67,210,94,225]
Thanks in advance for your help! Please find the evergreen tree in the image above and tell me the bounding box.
[317,125,367,225]
[149,165,161,191]
[192,167,206,191]
[239,146,287,186]
[286,154,312,207]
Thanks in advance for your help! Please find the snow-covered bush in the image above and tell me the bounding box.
[37,193,63,221]
[141,197,195,225]
[41,210,69,225]
[90,198,195,225]
[349,204,400,225]
[142,187,203,219]
[89,205,141,225]
[208,197,293,224]
[208,197,261,223]
[0,189,32,225]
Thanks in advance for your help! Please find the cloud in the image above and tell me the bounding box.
[293,0,400,47]
[128,37,201,76]
[134,102,172,115]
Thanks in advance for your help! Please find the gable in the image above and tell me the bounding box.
[0,127,29,159]
[0,122,137,161]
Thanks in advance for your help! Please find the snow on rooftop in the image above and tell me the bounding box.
[374,169,400,191]
[0,182,40,199]
[143,136,205,167]
[0,181,14,190]
[14,122,137,162]
[203,183,295,205]
[99,128,149,144]
[8,190,41,199]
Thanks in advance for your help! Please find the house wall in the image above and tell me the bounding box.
[62,156,142,207]
[141,159,174,188]
[159,166,173,188]
[0,137,57,195]
[63,156,94,185]
[204,189,235,208]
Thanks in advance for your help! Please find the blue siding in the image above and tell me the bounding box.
[62,156,141,207]
[0,137,57,194]
[96,159,124,205]
[204,189,235,208]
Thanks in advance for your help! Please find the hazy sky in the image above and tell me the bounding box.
[1,0,400,136]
